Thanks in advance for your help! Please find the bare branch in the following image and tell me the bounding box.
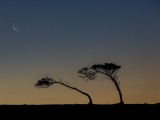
[35,76,93,105]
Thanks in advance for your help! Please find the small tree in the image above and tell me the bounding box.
[78,63,124,104]
[35,76,93,105]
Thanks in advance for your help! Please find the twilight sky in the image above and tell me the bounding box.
[0,0,160,104]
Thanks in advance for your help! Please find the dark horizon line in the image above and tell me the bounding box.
[0,103,160,105]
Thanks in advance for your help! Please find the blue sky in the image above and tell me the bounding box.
[0,0,160,104]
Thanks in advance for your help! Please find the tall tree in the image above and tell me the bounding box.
[78,63,124,104]
[35,76,93,105]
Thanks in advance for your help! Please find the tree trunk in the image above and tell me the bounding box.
[56,82,93,105]
[84,93,93,105]
[113,79,124,104]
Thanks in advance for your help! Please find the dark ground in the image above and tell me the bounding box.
[0,104,159,118]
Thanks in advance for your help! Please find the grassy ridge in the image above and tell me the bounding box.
[0,104,159,118]
[0,104,159,113]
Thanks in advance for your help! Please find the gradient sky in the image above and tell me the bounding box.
[0,0,160,104]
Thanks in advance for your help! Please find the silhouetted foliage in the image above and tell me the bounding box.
[35,76,93,105]
[35,77,53,88]
[78,63,124,104]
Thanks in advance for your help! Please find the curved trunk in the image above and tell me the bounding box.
[111,78,124,104]
[54,82,93,105]
[100,72,124,104]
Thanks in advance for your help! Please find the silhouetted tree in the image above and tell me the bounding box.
[78,63,124,104]
[35,76,93,105]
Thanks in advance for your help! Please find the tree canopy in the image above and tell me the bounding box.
[78,63,124,104]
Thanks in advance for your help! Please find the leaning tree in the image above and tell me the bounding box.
[78,63,124,104]
[35,76,93,105]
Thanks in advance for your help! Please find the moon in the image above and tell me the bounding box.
[12,25,18,31]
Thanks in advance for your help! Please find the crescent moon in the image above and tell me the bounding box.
[12,25,18,31]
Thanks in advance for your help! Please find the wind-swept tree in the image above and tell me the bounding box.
[35,76,93,105]
[78,63,124,104]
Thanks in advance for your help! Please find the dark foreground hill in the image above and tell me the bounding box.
[0,104,159,118]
